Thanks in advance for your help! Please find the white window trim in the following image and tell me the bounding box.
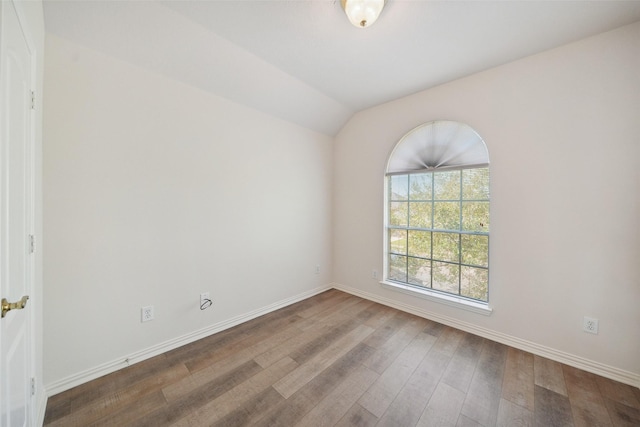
[380,280,493,316]
[383,121,492,314]
[382,170,492,314]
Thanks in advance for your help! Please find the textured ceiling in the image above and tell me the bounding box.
[44,1,640,136]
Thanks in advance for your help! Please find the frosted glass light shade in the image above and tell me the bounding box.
[341,0,385,28]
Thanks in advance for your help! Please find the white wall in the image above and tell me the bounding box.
[43,35,333,388]
[334,22,640,382]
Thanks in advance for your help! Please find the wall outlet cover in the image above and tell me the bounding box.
[141,306,154,322]
[583,316,598,334]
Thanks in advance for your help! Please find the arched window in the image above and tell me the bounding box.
[384,121,490,309]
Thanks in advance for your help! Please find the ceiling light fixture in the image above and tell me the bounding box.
[340,0,386,28]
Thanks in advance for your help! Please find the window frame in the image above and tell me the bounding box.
[382,121,492,315]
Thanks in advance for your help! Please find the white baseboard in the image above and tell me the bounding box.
[332,282,640,389]
[45,284,332,397]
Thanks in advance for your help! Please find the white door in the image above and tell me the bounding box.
[0,1,35,426]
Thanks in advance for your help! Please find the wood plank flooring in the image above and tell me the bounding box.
[44,289,640,426]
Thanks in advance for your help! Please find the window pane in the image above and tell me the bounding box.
[390,175,408,201]
[462,168,490,200]
[461,235,489,267]
[408,257,431,287]
[409,173,432,200]
[386,165,488,301]
[389,255,407,282]
[409,202,432,228]
[434,202,460,230]
[389,229,407,255]
[434,170,460,200]
[432,232,459,263]
[433,261,459,294]
[461,266,488,301]
[390,202,408,226]
[462,202,489,232]
[408,230,431,258]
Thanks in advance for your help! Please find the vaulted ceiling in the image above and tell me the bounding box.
[44,1,640,136]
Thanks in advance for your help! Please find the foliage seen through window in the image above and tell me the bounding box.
[387,167,489,301]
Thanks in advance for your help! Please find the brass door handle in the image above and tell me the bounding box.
[1,295,29,318]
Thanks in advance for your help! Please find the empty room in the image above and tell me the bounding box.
[1,0,639,426]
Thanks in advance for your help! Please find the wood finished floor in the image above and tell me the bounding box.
[44,289,640,427]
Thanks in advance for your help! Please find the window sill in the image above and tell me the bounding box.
[380,280,493,316]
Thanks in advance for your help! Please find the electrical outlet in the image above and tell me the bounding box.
[315,265,320,274]
[583,316,598,334]
[200,292,212,310]
[141,306,154,322]
[372,270,378,279]
[200,292,209,306]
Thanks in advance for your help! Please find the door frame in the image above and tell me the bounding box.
[0,0,44,425]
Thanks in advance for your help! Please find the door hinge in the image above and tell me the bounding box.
[29,234,35,254]
[31,377,36,396]
[31,91,35,110]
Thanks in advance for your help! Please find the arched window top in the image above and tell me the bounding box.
[386,121,489,175]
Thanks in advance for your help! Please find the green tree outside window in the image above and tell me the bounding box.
[387,167,489,302]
